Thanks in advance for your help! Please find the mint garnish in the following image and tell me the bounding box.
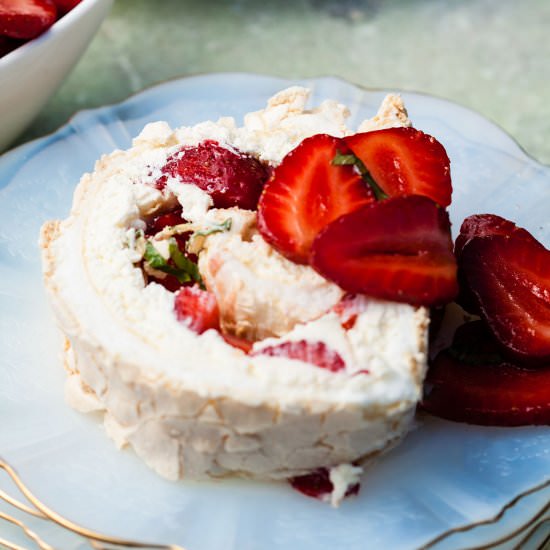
[144,239,204,287]
[332,150,388,201]
[192,218,232,239]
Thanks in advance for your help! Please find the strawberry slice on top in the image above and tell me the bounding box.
[311,195,458,307]
[345,127,452,207]
[257,134,375,264]
[459,220,550,364]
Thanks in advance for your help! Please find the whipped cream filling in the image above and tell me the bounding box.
[53,159,425,409]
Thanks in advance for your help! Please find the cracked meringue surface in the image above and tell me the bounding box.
[40,87,428,481]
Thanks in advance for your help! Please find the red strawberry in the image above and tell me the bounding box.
[345,127,452,207]
[422,321,550,426]
[159,140,269,210]
[289,467,360,501]
[0,35,23,57]
[0,0,57,39]
[257,134,375,264]
[311,195,458,306]
[454,214,535,313]
[455,213,535,257]
[146,207,186,235]
[51,0,80,15]
[459,227,550,364]
[252,340,346,373]
[145,206,190,251]
[174,286,220,334]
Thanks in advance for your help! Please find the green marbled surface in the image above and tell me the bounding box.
[15,0,550,164]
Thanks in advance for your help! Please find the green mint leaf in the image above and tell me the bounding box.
[168,240,204,287]
[332,150,389,202]
[193,218,233,238]
[331,152,358,166]
[144,241,169,270]
[143,240,203,287]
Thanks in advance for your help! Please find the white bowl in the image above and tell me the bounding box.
[0,0,113,152]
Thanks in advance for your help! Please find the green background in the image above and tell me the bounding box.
[14,0,550,164]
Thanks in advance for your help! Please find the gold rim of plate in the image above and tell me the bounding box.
[0,458,548,550]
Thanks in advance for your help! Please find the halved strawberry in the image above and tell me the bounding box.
[459,227,550,364]
[252,340,346,373]
[159,140,270,211]
[257,134,375,264]
[0,0,57,39]
[422,321,550,426]
[455,213,536,257]
[174,286,220,334]
[311,195,458,306]
[345,127,452,207]
[454,214,536,313]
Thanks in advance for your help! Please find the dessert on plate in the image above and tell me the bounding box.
[41,86,461,505]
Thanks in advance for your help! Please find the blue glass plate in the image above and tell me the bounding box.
[0,74,549,550]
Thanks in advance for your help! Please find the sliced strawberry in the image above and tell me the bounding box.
[159,140,269,211]
[257,134,375,264]
[311,195,458,306]
[174,286,220,334]
[252,340,346,373]
[454,214,535,313]
[51,0,80,15]
[422,321,550,426]
[459,228,550,364]
[455,214,520,257]
[345,127,452,207]
[0,0,57,39]
[289,467,360,501]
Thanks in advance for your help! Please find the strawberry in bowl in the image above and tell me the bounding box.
[0,0,112,151]
[0,0,82,56]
